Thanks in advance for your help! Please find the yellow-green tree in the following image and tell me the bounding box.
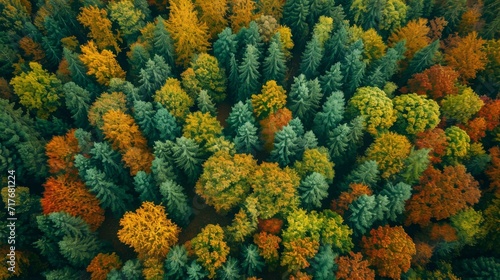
[312,16,334,48]
[77,6,121,53]
[181,53,227,102]
[191,224,230,279]
[88,92,128,129]
[118,201,180,260]
[441,87,484,124]
[393,93,440,135]
[347,86,396,136]
[195,0,228,38]
[251,80,287,119]
[79,41,126,86]
[183,111,223,146]
[108,0,146,39]
[166,0,210,67]
[364,132,411,179]
[196,151,257,212]
[450,208,485,246]
[293,148,335,183]
[10,62,62,119]
[154,78,193,120]
[444,126,471,164]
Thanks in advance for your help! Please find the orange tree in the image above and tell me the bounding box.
[335,252,375,280]
[87,253,122,280]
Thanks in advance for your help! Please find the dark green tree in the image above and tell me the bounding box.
[240,244,265,276]
[320,62,343,95]
[288,75,323,125]
[238,44,261,101]
[108,78,141,106]
[348,194,388,235]
[164,245,189,280]
[404,40,440,81]
[234,121,261,155]
[302,130,319,150]
[237,21,262,57]
[341,41,366,97]
[397,147,431,185]
[153,16,175,68]
[151,157,177,186]
[299,172,329,210]
[127,43,150,82]
[159,179,192,226]
[63,82,91,127]
[263,39,286,85]
[138,55,171,98]
[454,257,500,280]
[342,160,380,189]
[44,267,88,279]
[154,105,181,141]
[270,125,301,167]
[308,245,337,280]
[321,24,348,71]
[379,182,412,222]
[228,53,240,99]
[58,234,103,267]
[89,142,129,184]
[313,91,345,140]
[197,90,217,116]
[186,261,208,280]
[63,48,93,87]
[300,35,323,79]
[283,0,311,43]
[170,137,203,179]
[134,170,160,203]
[214,27,237,71]
[133,100,159,143]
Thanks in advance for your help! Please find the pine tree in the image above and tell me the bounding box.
[313,91,345,141]
[240,244,265,276]
[270,125,301,167]
[263,39,286,85]
[343,160,380,190]
[153,105,181,141]
[59,234,103,267]
[63,48,93,87]
[217,257,241,280]
[134,171,160,203]
[138,55,171,98]
[308,245,337,280]
[164,245,189,280]
[89,142,129,184]
[236,21,262,55]
[63,82,91,127]
[404,39,440,80]
[380,182,412,222]
[214,27,237,71]
[151,157,177,186]
[83,168,132,217]
[228,53,239,99]
[133,101,159,142]
[320,62,343,95]
[368,41,406,84]
[238,44,261,101]
[234,121,261,155]
[159,179,192,226]
[152,16,175,68]
[226,101,256,137]
[299,172,329,210]
[341,43,366,97]
[300,35,323,79]
[197,90,217,116]
[171,137,203,179]
[288,75,323,125]
[282,0,310,43]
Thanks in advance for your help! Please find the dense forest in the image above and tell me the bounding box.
[1,0,500,279]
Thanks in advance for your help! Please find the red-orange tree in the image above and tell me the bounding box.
[415,128,448,164]
[405,165,481,226]
[336,252,375,280]
[361,225,416,280]
[87,253,122,280]
[404,65,460,100]
[260,107,293,151]
[331,183,372,215]
[46,129,80,176]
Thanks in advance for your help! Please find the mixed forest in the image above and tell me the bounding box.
[1,0,500,279]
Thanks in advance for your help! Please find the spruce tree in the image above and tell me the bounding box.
[151,157,177,186]
[288,75,323,126]
[89,142,129,183]
[404,40,440,81]
[313,91,345,140]
[300,35,323,79]
[341,41,366,97]
[342,160,380,190]
[302,130,319,150]
[367,40,406,83]
[308,245,337,280]
[134,171,160,203]
[63,48,93,88]
[153,105,180,141]
[127,43,150,81]
[236,21,262,57]
[270,125,301,167]
[226,101,256,138]
[228,53,240,100]
[164,245,189,280]
[159,179,192,226]
[133,101,159,143]
[327,123,350,160]
[347,194,378,235]
[171,137,203,179]
[240,244,265,276]
[138,55,171,98]
[319,62,343,95]
[283,0,311,44]
[299,172,329,210]
[153,16,175,68]
[58,234,103,267]
[234,121,261,155]
[238,44,261,101]
[263,39,286,85]
[197,90,217,116]
[321,24,348,71]
[380,182,412,222]
[63,82,91,127]
[186,261,208,280]
[214,27,237,72]
[216,257,241,280]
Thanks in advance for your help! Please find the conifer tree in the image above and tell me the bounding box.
[152,16,175,68]
[127,43,150,81]
[320,62,343,95]
[321,24,349,71]
[270,125,301,167]
[234,121,261,155]
[397,148,431,185]
[288,75,323,125]
[133,101,159,143]
[186,261,208,280]
[283,0,311,43]
[308,245,337,280]
[343,160,380,189]
[238,44,261,101]
[380,182,412,222]
[217,257,241,280]
[299,172,329,210]
[228,53,240,98]
[170,137,203,179]
[263,39,286,85]
[404,39,440,80]
[159,179,192,226]
[89,142,129,184]
[63,48,93,87]
[197,90,217,116]
[164,245,188,280]
[368,41,406,84]
[154,105,181,141]
[300,35,323,79]
[313,91,345,141]
[214,27,237,71]
[240,244,265,276]
[134,171,160,203]
[226,101,256,137]
[341,43,366,97]
[138,55,171,99]
[63,82,91,127]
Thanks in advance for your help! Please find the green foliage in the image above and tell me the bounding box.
[153,16,175,67]
[234,121,261,155]
[343,160,380,189]
[164,245,188,280]
[299,172,329,210]
[263,38,286,85]
[240,244,265,276]
[214,27,237,71]
[300,35,323,78]
[322,24,349,71]
[139,55,171,98]
[186,260,208,280]
[217,257,241,280]
[270,125,301,167]
[197,90,216,116]
[397,147,431,185]
[238,44,261,101]
[159,179,192,226]
[313,91,345,140]
[380,182,412,222]
[288,74,323,125]
[308,245,337,280]
[133,100,159,142]
[89,142,129,183]
[153,105,181,141]
[454,257,500,280]
[367,41,406,86]
[341,42,366,96]
[63,48,93,87]
[44,267,88,279]
[63,82,91,127]
[226,101,256,138]
[134,170,160,203]
[127,43,150,81]
[450,208,485,246]
[320,62,344,95]
[170,137,203,178]
[348,194,389,235]
[405,40,440,80]
[283,0,310,42]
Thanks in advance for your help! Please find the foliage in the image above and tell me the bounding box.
[294,147,335,183]
[234,121,261,155]
[263,38,286,84]
[450,208,485,246]
[260,107,293,151]
[251,80,287,119]
[118,201,180,260]
[393,93,440,135]
[191,224,230,279]
[364,132,411,179]
[79,41,126,86]
[288,75,323,125]
[238,44,261,101]
[183,111,223,146]
[441,87,484,124]
[154,78,193,120]
[183,53,227,103]
[87,253,122,280]
[389,18,430,61]
[405,65,460,100]
[77,6,121,53]
[336,252,375,280]
[444,126,471,164]
[445,31,487,81]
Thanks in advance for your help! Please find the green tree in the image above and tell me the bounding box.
[300,35,323,79]
[133,101,159,143]
[240,244,265,276]
[164,245,188,280]
[63,48,93,87]
[197,90,216,116]
[350,0,408,33]
[89,142,129,184]
[238,44,261,101]
[308,245,337,280]
[170,137,203,179]
[159,179,192,226]
[127,43,150,81]
[397,147,431,185]
[288,75,323,125]
[404,39,440,80]
[348,194,389,235]
[322,24,349,71]
[63,82,90,127]
[226,101,256,138]
[139,55,171,98]
[214,27,237,71]
[342,160,380,189]
[234,121,261,155]
[152,16,175,68]
[270,125,301,167]
[263,39,286,85]
[341,42,366,96]
[154,105,181,141]
[441,87,484,124]
[313,91,345,140]
[380,182,412,222]
[10,62,63,119]
[366,41,406,86]
[186,261,208,280]
[282,0,310,43]
[134,170,160,203]
[216,257,241,280]
[299,172,329,210]
[320,62,344,95]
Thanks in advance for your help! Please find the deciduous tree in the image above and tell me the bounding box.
[87,253,122,280]
[404,65,460,100]
[392,93,440,135]
[77,6,121,53]
[336,252,375,280]
[79,41,126,86]
[441,87,484,124]
[229,0,256,33]
[191,224,230,279]
[445,31,487,82]
[364,132,411,179]
[154,78,193,120]
[195,0,228,38]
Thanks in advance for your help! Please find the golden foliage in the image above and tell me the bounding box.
[251,80,287,119]
[229,0,256,32]
[191,224,230,279]
[87,253,122,280]
[364,132,411,179]
[77,6,121,53]
[79,41,126,85]
[154,78,193,120]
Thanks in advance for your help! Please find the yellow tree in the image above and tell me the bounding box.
[154,78,193,120]
[445,31,487,82]
[195,0,228,38]
[79,41,126,86]
[118,202,180,260]
[183,111,223,146]
[251,80,287,119]
[364,132,411,179]
[77,6,121,53]
[230,0,256,32]
[88,92,128,129]
[389,18,431,61]
[166,0,210,67]
[191,224,230,279]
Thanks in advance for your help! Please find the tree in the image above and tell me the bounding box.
[87,253,122,280]
[282,0,310,43]
[346,86,396,136]
[288,75,323,125]
[166,0,210,67]
[342,160,380,189]
[250,162,300,219]
[445,31,487,82]
[364,132,411,179]
[404,40,440,80]
[347,194,389,235]
[404,65,460,100]
[216,257,241,280]
[240,244,265,276]
[393,93,440,135]
[195,0,228,38]
[350,0,408,33]
[159,179,192,226]
[191,224,230,279]
[444,126,470,164]
[170,136,204,179]
[238,44,261,101]
[108,0,146,42]
[294,147,335,183]
[450,208,485,246]
[89,142,129,183]
[331,183,373,215]
[263,39,286,84]
[41,175,105,231]
[10,62,62,119]
[154,78,193,120]
[183,53,227,103]
[154,105,180,141]
[361,225,416,279]
[260,107,293,151]
[366,41,406,87]
[229,0,256,32]
[388,18,430,61]
[133,170,159,203]
[183,111,223,146]
[380,182,412,222]
[62,48,93,87]
[88,92,128,129]
[253,231,281,265]
[164,245,189,280]
[341,44,366,96]
[138,55,171,98]
[63,82,91,127]
[298,172,329,210]
[441,87,484,124]
[226,101,256,137]
[335,252,375,280]
[405,165,481,226]
[79,41,126,86]
[77,6,121,53]
[281,237,320,272]
[270,125,301,167]
[214,27,237,71]
[118,202,180,260]
[300,35,323,79]
[234,121,261,155]
[196,151,257,212]
[251,80,287,119]
[415,128,448,164]
[45,129,80,176]
[313,91,345,140]
[133,101,159,142]
[397,147,431,185]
